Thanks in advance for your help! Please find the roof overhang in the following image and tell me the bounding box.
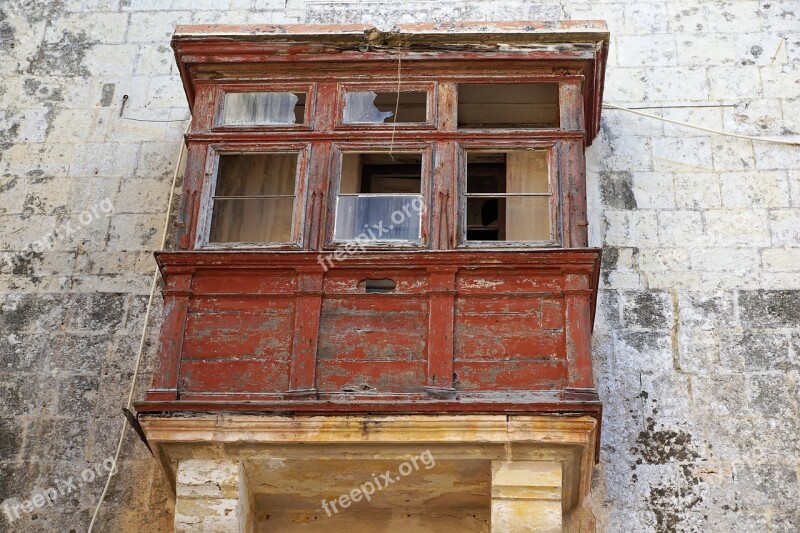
[171,21,609,141]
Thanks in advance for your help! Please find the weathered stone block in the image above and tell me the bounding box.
[739,290,800,328]
[720,172,790,208]
[673,173,721,208]
[621,290,673,329]
[679,292,736,330]
[770,209,800,245]
[734,463,799,511]
[613,330,673,372]
[720,332,795,373]
[704,209,770,246]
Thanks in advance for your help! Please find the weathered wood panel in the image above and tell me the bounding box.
[145,251,599,406]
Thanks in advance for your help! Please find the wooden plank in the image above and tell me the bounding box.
[179,359,290,393]
[455,334,565,361]
[454,360,567,390]
[564,273,593,389]
[147,274,192,400]
[288,269,323,392]
[316,360,426,393]
[426,268,456,389]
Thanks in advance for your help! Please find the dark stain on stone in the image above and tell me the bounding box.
[739,290,800,328]
[0,9,14,51]
[601,246,619,271]
[0,176,19,194]
[26,169,51,185]
[600,170,637,209]
[140,226,158,247]
[625,291,670,329]
[631,404,705,532]
[27,30,96,77]
[10,250,43,285]
[20,0,66,25]
[22,193,46,216]
[23,78,64,102]
[601,246,618,284]
[100,83,116,106]
[0,121,20,150]
[630,417,700,465]
[0,418,22,459]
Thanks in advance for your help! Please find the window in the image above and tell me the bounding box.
[343,91,427,124]
[333,151,425,242]
[463,150,552,242]
[457,83,559,129]
[196,77,581,249]
[221,91,307,126]
[206,152,300,244]
[338,83,435,127]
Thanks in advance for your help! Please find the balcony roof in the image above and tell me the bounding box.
[171,21,609,140]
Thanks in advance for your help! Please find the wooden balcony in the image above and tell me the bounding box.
[136,249,601,417]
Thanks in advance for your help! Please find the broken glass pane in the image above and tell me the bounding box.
[222,92,305,125]
[343,91,427,124]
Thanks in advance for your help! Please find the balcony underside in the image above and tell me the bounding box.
[139,414,598,531]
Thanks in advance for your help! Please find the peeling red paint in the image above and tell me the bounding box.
[137,25,607,455]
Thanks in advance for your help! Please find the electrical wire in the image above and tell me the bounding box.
[83,93,794,531]
[603,103,800,146]
[389,51,402,158]
[87,119,191,532]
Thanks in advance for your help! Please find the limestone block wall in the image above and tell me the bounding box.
[0,1,798,531]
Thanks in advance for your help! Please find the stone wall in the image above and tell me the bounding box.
[0,1,798,531]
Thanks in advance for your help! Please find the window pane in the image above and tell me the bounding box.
[209,153,298,244]
[467,197,550,241]
[467,151,549,194]
[209,198,294,243]
[215,153,297,197]
[340,152,423,194]
[336,152,423,242]
[343,91,427,124]
[458,84,558,128]
[335,195,422,241]
[465,151,551,242]
[222,92,306,125]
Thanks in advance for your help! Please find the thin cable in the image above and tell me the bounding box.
[122,114,191,123]
[87,119,191,533]
[389,51,402,158]
[604,103,800,146]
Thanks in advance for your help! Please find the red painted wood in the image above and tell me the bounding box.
[143,250,601,405]
[426,268,457,389]
[148,274,191,399]
[288,269,323,392]
[565,273,594,389]
[143,26,609,423]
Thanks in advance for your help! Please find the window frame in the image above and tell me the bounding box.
[212,83,316,131]
[335,81,437,130]
[454,81,562,130]
[323,142,434,250]
[454,141,562,248]
[195,142,311,250]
